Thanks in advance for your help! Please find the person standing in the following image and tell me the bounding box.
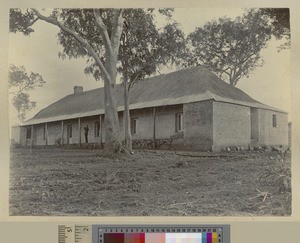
[84,125,89,143]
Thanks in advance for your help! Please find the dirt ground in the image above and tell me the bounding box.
[9,147,291,216]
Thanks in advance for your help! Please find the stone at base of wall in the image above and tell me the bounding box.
[212,144,250,152]
[19,143,104,149]
[132,138,184,150]
[213,143,290,152]
[16,141,290,152]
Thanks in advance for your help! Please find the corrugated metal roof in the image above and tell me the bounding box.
[23,66,286,125]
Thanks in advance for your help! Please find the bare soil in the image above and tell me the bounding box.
[9,147,291,216]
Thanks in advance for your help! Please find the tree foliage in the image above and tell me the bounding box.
[9,64,45,122]
[9,9,38,35]
[185,10,273,86]
[12,93,36,122]
[53,9,186,82]
[257,8,290,49]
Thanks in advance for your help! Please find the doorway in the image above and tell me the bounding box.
[67,125,72,144]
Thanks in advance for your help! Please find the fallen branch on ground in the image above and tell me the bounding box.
[178,154,235,158]
[249,189,272,202]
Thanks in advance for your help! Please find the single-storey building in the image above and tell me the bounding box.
[13,67,288,151]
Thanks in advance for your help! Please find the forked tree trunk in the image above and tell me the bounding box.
[103,54,122,154]
[123,77,133,153]
[31,8,125,155]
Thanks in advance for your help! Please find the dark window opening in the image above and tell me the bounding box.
[68,125,72,138]
[175,113,183,132]
[95,121,101,137]
[272,114,277,127]
[26,127,31,139]
[131,118,137,135]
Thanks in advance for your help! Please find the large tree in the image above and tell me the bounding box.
[56,9,186,153]
[9,64,45,123]
[185,10,274,86]
[10,8,124,154]
[10,8,186,153]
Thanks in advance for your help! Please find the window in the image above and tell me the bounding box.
[67,125,72,138]
[272,114,277,127]
[26,127,31,139]
[131,118,137,135]
[175,113,183,132]
[95,121,101,137]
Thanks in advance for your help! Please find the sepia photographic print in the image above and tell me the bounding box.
[8,7,292,217]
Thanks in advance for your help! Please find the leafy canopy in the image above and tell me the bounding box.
[9,64,45,93]
[257,8,290,49]
[52,8,186,83]
[185,9,273,86]
[12,93,36,123]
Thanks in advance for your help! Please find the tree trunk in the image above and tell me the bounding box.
[99,114,102,148]
[78,117,81,147]
[153,107,156,149]
[31,8,125,155]
[123,77,133,153]
[103,53,122,154]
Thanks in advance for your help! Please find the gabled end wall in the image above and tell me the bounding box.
[183,100,213,151]
[212,101,251,151]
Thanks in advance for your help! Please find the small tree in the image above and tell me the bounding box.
[9,64,45,123]
[185,10,273,86]
[118,19,186,152]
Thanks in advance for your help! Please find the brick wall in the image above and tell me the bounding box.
[21,125,35,146]
[213,102,251,149]
[30,117,103,146]
[76,116,102,145]
[257,109,288,146]
[19,126,27,146]
[183,100,213,151]
[63,119,80,145]
[129,105,183,140]
[34,123,46,145]
[22,103,287,150]
[10,126,21,145]
[46,121,61,145]
[24,105,183,147]
[130,108,153,140]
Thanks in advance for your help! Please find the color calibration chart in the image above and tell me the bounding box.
[92,225,230,243]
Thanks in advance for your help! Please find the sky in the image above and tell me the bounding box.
[8,8,291,125]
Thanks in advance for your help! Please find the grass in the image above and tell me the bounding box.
[9,147,291,216]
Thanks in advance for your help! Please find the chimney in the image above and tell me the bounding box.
[74,86,83,94]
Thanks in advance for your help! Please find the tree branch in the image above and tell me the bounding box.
[28,17,39,27]
[93,9,114,55]
[111,9,124,52]
[128,73,140,91]
[32,8,111,82]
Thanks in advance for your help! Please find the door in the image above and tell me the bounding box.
[67,125,72,144]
